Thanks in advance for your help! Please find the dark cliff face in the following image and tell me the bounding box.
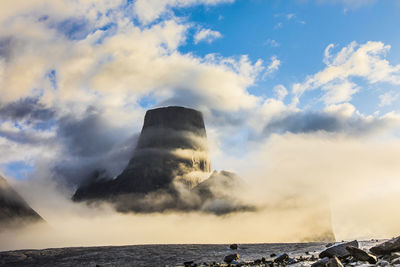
[72,106,254,215]
[0,176,44,230]
[71,106,337,242]
[73,106,212,201]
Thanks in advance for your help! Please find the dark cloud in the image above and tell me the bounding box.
[0,98,54,122]
[0,37,13,61]
[53,133,138,187]
[56,17,91,40]
[57,107,124,157]
[262,110,392,137]
[52,107,139,186]
[0,129,53,145]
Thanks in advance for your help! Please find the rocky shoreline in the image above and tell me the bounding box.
[1,237,400,267]
[199,237,400,267]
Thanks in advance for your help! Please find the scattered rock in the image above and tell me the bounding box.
[391,252,400,261]
[311,257,329,267]
[287,257,297,265]
[270,253,277,257]
[346,246,377,264]
[319,240,359,258]
[392,258,400,265]
[370,236,400,255]
[380,260,390,266]
[254,259,262,264]
[224,253,239,264]
[184,260,194,266]
[327,256,344,267]
[230,244,238,250]
[274,253,289,263]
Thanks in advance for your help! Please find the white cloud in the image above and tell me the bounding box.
[273,84,288,101]
[286,13,295,20]
[379,91,400,107]
[266,56,281,74]
[293,41,400,106]
[194,28,222,44]
[274,22,283,30]
[265,39,280,48]
[0,0,269,177]
[321,80,359,105]
[133,0,234,24]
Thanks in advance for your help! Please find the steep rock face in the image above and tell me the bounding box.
[73,106,212,201]
[0,175,43,230]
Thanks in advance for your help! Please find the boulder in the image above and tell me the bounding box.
[229,244,238,250]
[224,253,239,263]
[326,256,344,267]
[311,257,329,267]
[345,246,377,264]
[274,253,289,263]
[370,236,400,255]
[319,240,358,258]
[390,252,400,261]
[392,258,400,265]
[184,260,194,266]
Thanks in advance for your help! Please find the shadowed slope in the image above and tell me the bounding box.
[73,106,212,200]
[0,175,44,230]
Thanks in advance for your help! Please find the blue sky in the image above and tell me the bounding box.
[1,0,400,181]
[179,0,400,114]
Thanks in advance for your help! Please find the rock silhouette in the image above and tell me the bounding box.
[73,106,250,214]
[0,175,44,230]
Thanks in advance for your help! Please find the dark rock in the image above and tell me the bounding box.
[184,260,194,266]
[370,236,400,255]
[326,256,344,267]
[270,253,277,257]
[380,260,390,266]
[73,106,211,201]
[274,253,289,263]
[319,240,358,258]
[72,106,255,215]
[311,257,329,267]
[229,244,238,250]
[0,175,44,230]
[390,252,400,261]
[224,253,239,264]
[392,257,400,265]
[345,246,377,264]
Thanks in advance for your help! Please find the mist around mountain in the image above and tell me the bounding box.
[0,175,44,231]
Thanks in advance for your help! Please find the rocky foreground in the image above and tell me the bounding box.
[1,237,400,267]
[213,237,400,267]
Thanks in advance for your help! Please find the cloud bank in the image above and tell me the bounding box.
[0,0,400,249]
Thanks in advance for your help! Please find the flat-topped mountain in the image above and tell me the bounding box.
[0,175,44,230]
[73,106,212,202]
[71,106,334,242]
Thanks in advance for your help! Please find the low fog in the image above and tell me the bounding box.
[2,132,400,251]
